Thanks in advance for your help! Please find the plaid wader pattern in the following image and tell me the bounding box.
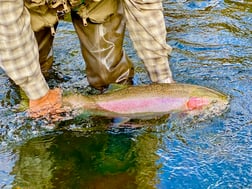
[0,0,49,100]
[123,0,173,82]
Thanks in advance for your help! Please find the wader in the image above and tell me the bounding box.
[25,0,134,90]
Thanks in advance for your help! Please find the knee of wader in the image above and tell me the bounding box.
[87,66,134,92]
[40,56,54,78]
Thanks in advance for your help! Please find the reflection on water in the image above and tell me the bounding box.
[0,0,251,188]
[11,130,160,189]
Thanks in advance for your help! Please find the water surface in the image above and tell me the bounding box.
[0,0,251,188]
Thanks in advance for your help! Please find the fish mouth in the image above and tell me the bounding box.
[189,85,230,115]
[186,93,229,119]
[201,96,230,118]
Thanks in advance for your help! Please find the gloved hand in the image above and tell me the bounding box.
[28,88,64,120]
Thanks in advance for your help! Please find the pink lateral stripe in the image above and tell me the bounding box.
[97,97,188,114]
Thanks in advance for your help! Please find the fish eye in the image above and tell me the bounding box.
[211,100,218,104]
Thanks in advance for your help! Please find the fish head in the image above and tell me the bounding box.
[186,85,229,116]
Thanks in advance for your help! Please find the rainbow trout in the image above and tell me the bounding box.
[62,83,229,120]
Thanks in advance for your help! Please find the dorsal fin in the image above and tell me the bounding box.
[104,84,129,93]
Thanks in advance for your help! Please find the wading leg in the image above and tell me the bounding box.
[72,0,134,90]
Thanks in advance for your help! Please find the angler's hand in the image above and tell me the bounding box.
[28,88,65,121]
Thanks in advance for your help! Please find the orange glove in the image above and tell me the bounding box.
[28,88,64,119]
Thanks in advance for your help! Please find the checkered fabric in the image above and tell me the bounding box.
[0,0,49,100]
[123,0,173,82]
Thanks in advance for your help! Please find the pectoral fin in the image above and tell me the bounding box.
[112,117,131,127]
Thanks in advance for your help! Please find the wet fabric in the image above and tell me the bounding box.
[24,0,173,90]
[0,0,49,100]
[34,26,56,77]
[72,0,134,89]
[24,0,70,33]
[26,0,134,90]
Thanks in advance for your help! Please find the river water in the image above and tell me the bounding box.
[0,0,251,188]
